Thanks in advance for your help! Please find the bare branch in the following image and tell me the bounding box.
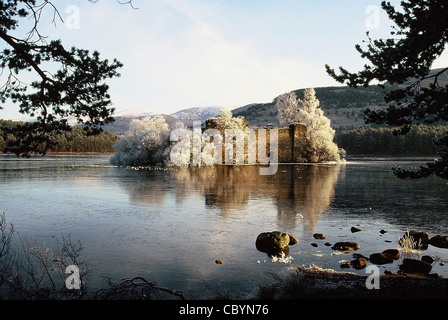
[117,0,139,10]
[95,276,186,300]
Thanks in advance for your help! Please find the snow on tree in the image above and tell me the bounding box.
[110,116,171,167]
[208,109,250,164]
[276,91,301,128]
[210,109,249,131]
[276,88,341,163]
[172,109,256,166]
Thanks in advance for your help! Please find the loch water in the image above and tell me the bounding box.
[0,154,447,298]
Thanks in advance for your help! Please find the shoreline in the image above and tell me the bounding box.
[254,265,448,300]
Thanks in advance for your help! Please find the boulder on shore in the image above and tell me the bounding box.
[313,233,326,239]
[399,258,432,275]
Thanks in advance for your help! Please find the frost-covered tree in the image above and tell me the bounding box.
[211,108,249,131]
[276,92,301,127]
[276,88,341,162]
[110,116,170,167]
[298,88,340,162]
[172,109,252,166]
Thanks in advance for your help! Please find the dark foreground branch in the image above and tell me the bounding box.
[94,276,186,300]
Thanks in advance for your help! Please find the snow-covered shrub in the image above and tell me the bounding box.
[110,116,171,167]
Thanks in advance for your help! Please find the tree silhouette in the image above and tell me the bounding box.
[326,0,448,179]
[0,0,123,156]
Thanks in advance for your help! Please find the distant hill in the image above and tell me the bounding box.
[99,68,448,134]
[402,67,448,87]
[170,106,224,123]
[233,68,448,128]
[102,85,390,135]
[232,85,388,128]
[101,107,225,135]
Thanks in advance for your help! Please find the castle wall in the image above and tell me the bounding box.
[204,121,308,163]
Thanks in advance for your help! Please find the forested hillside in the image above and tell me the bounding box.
[233,85,388,128]
[335,125,448,156]
[0,120,118,153]
[233,68,448,129]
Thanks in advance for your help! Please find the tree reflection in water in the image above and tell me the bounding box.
[118,164,343,235]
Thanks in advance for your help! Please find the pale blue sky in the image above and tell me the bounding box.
[1,0,447,119]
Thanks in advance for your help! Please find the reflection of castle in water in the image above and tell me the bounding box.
[172,164,343,234]
[116,164,343,234]
[275,165,342,234]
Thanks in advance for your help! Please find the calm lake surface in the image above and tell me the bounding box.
[1,153,447,298]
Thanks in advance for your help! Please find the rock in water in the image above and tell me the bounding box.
[399,230,429,249]
[370,249,399,265]
[331,242,360,252]
[370,253,394,265]
[382,249,400,259]
[351,257,367,270]
[409,230,429,242]
[400,230,429,244]
[421,255,434,264]
[269,231,291,248]
[288,234,299,245]
[429,235,448,248]
[256,231,290,253]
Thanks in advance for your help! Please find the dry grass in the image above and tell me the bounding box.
[399,230,423,255]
